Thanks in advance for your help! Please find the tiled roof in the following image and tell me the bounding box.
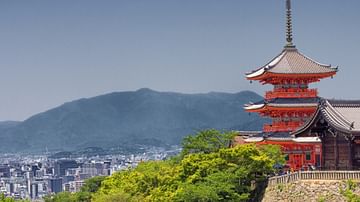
[246,47,337,78]
[322,100,360,132]
[293,99,360,135]
[265,132,293,141]
[237,131,320,143]
[268,97,320,104]
[244,97,319,110]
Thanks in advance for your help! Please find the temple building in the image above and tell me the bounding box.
[236,0,360,170]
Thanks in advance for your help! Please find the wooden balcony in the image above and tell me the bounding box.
[265,88,318,100]
[263,122,303,133]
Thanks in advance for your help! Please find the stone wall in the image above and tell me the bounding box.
[261,180,360,202]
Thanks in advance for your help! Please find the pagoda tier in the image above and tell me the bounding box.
[245,98,318,132]
[265,88,317,99]
[246,47,337,85]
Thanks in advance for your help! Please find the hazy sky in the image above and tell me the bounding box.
[0,0,359,121]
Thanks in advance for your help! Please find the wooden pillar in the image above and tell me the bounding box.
[334,134,338,170]
[348,136,354,170]
[321,135,325,170]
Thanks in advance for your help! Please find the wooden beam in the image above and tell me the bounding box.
[334,134,338,170]
[321,134,325,169]
[348,136,354,170]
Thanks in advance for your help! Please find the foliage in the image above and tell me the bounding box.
[181,129,237,156]
[44,175,106,202]
[80,176,106,193]
[340,179,360,202]
[0,194,13,202]
[49,129,283,201]
[93,130,281,201]
[317,196,326,202]
[0,193,29,202]
[258,144,285,166]
[43,192,77,202]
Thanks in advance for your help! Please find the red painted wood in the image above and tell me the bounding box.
[257,140,322,171]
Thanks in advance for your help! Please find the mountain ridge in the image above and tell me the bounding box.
[0,89,266,153]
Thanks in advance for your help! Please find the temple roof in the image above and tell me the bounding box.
[240,131,320,143]
[246,47,338,79]
[293,99,360,135]
[244,97,319,111]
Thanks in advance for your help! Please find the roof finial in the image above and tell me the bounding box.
[285,0,295,48]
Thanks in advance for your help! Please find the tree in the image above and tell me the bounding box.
[43,192,77,202]
[0,193,14,202]
[259,144,285,167]
[93,140,282,201]
[80,176,106,193]
[181,129,237,156]
[58,130,284,202]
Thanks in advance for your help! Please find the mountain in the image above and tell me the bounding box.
[0,89,266,152]
[0,121,20,130]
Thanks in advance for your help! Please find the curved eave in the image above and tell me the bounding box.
[266,137,293,141]
[292,100,360,136]
[321,101,360,134]
[292,137,321,143]
[245,68,266,79]
[245,103,318,113]
[246,51,286,79]
[245,48,338,81]
[246,71,337,81]
[244,103,265,111]
[291,106,320,136]
[244,137,264,143]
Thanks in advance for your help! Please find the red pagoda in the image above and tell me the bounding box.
[241,0,338,170]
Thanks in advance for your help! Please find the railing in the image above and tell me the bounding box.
[265,89,317,100]
[263,122,302,133]
[267,171,360,187]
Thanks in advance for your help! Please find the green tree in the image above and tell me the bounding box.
[94,160,180,201]
[259,144,285,166]
[80,176,106,193]
[0,193,14,202]
[181,129,237,156]
[79,130,283,201]
[43,192,77,202]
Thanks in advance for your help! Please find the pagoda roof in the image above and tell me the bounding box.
[241,131,320,143]
[293,99,360,135]
[244,97,319,111]
[246,47,338,80]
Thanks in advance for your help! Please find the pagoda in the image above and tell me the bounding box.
[240,0,338,171]
[245,0,337,133]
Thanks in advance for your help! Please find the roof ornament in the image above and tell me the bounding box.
[350,122,355,129]
[285,0,295,48]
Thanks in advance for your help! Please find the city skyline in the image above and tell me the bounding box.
[1,0,359,121]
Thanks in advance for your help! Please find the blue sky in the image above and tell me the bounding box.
[0,0,359,120]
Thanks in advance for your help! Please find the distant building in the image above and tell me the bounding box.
[54,160,78,177]
[0,164,10,178]
[49,178,62,193]
[30,183,38,199]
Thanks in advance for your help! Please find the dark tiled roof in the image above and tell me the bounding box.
[237,131,262,136]
[322,100,360,132]
[327,99,360,107]
[245,97,319,110]
[293,99,360,135]
[252,97,319,105]
[267,97,320,104]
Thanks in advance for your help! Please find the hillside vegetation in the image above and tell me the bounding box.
[44,129,284,202]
